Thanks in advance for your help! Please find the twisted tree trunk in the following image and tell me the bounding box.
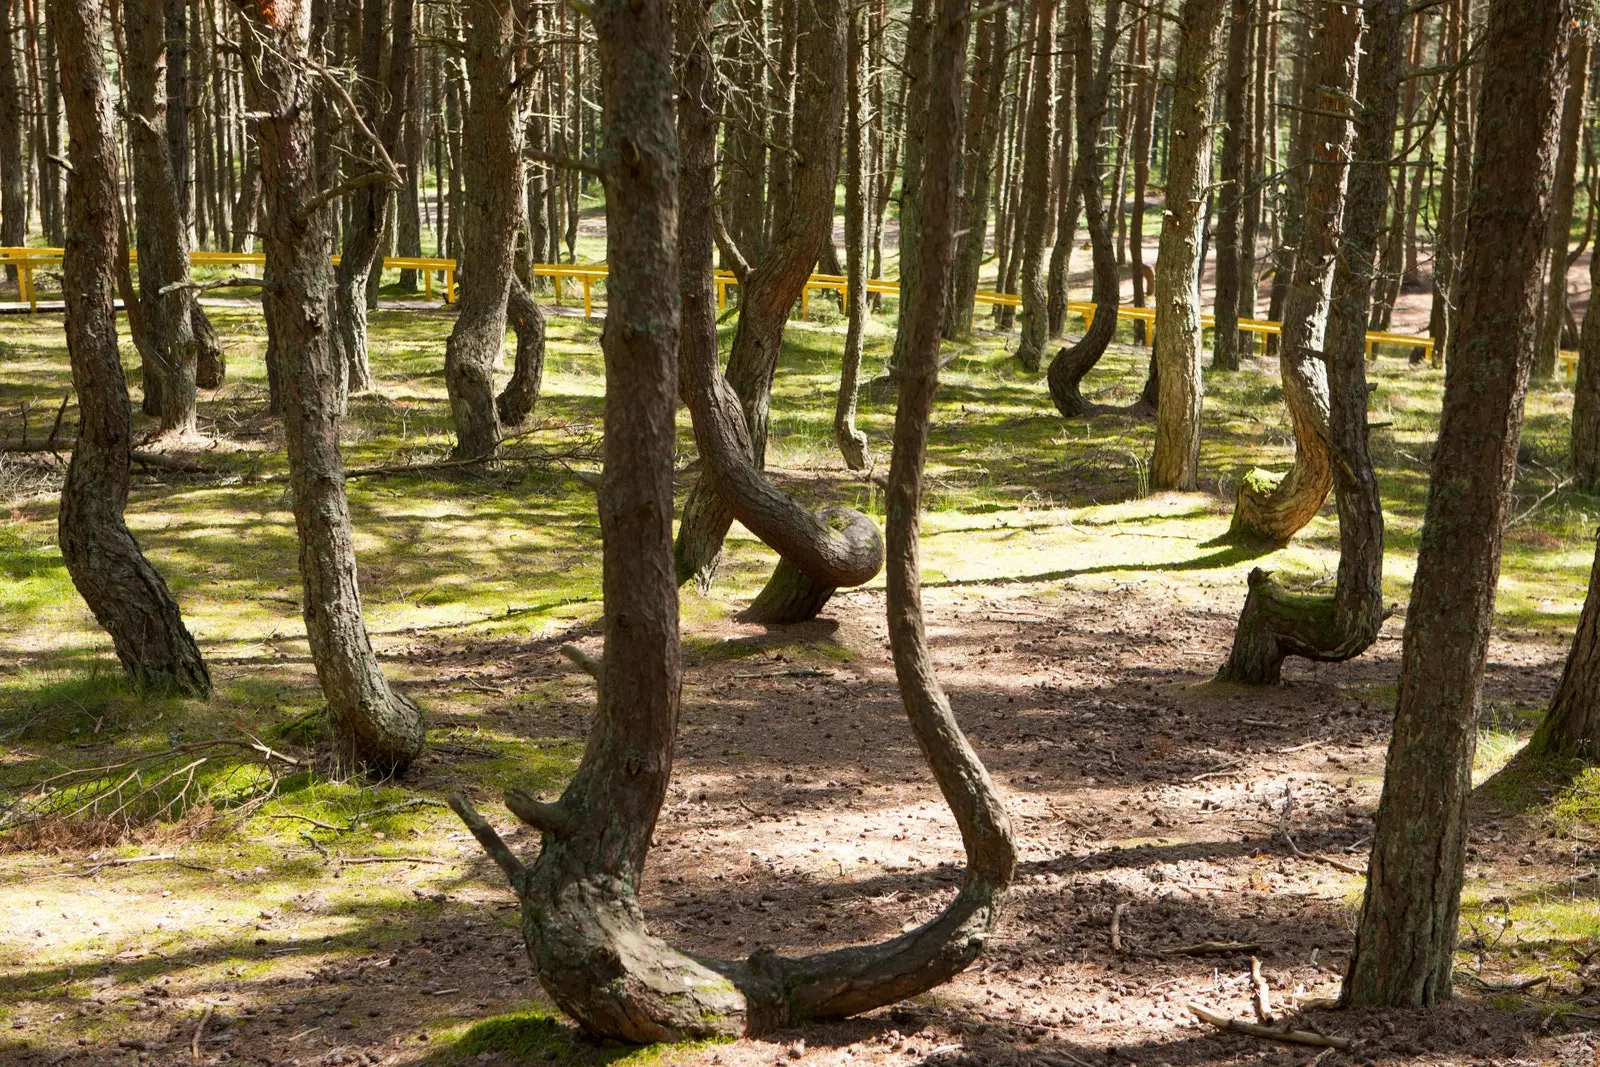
[1045,0,1121,418]
[1344,0,1573,1008]
[1218,0,1404,684]
[1149,0,1228,490]
[238,0,425,773]
[453,0,1013,1037]
[1227,0,1360,544]
[53,0,210,698]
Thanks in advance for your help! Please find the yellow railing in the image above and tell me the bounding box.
[1,245,1575,380]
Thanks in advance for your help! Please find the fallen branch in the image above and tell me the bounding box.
[338,855,453,866]
[1462,973,1548,993]
[1187,1002,1352,1051]
[1164,940,1261,957]
[1250,956,1274,1024]
[192,1005,214,1062]
[1284,834,1365,875]
[1110,901,1128,954]
[78,853,215,877]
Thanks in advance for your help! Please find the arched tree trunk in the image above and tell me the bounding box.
[1343,0,1574,1008]
[1528,528,1600,759]
[1044,0,1121,418]
[1227,0,1360,544]
[1218,0,1405,684]
[673,0,849,589]
[123,0,202,440]
[495,276,547,429]
[330,0,412,399]
[1149,0,1229,491]
[1210,0,1253,373]
[835,6,870,471]
[53,0,210,698]
[239,0,425,774]
[452,0,1013,1037]
[442,0,523,460]
[1013,0,1057,372]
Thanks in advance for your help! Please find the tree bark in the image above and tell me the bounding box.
[1534,35,1591,381]
[0,0,28,280]
[1148,0,1228,490]
[1044,41,1080,341]
[946,4,1006,339]
[836,5,870,471]
[1013,0,1057,372]
[53,0,210,698]
[1044,0,1122,418]
[1574,235,1600,486]
[886,0,933,377]
[1227,0,1360,544]
[1218,0,1404,684]
[453,0,1014,1037]
[495,277,547,429]
[1210,0,1252,373]
[1343,0,1574,1008]
[238,0,425,774]
[1528,528,1600,759]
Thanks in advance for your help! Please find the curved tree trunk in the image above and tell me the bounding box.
[123,0,202,440]
[1210,0,1252,373]
[673,0,849,589]
[240,0,425,774]
[53,0,210,698]
[1013,0,1057,372]
[495,276,547,428]
[1045,0,1121,419]
[452,0,1013,1037]
[1218,0,1405,684]
[442,0,523,460]
[330,0,412,399]
[835,6,869,471]
[1343,0,1574,1008]
[1528,527,1600,759]
[1227,0,1360,544]
[1149,0,1229,490]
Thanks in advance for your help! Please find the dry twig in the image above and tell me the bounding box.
[1187,1002,1352,1050]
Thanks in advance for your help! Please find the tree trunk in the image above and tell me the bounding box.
[673,0,850,593]
[1148,0,1228,490]
[1013,0,1057,372]
[946,3,1005,339]
[836,5,870,470]
[1210,0,1252,373]
[886,0,933,377]
[1228,0,1361,545]
[1044,0,1122,418]
[52,0,210,698]
[1573,238,1600,486]
[123,0,204,440]
[495,277,547,429]
[1528,529,1600,759]
[396,43,425,291]
[722,0,767,264]
[442,0,523,460]
[1343,0,1574,1009]
[1218,0,1404,684]
[1128,12,1158,340]
[1045,41,1081,341]
[1534,35,1591,381]
[239,0,426,774]
[453,0,1014,1037]
[0,0,28,280]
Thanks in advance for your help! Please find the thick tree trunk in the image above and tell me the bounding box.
[1045,40,1081,341]
[124,0,205,440]
[1343,0,1573,1008]
[53,0,210,698]
[1528,529,1600,759]
[1044,0,1122,418]
[453,0,1013,1037]
[495,277,547,428]
[239,0,425,774]
[1228,0,1360,544]
[1534,35,1590,381]
[1218,0,1404,684]
[1148,0,1228,490]
[1013,0,1057,372]
[836,6,869,470]
[886,0,933,377]
[1210,0,1252,373]
[442,0,523,460]
[673,0,849,591]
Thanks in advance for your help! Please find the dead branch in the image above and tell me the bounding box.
[191,1005,214,1062]
[1187,1002,1352,1050]
[1164,941,1261,957]
[1249,956,1274,1024]
[1284,834,1366,875]
[78,853,216,877]
[1110,901,1128,954]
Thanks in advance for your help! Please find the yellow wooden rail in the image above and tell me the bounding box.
[1,246,1575,380]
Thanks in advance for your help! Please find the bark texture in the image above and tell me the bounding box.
[238,0,425,774]
[1149,0,1228,490]
[1013,0,1057,372]
[1210,0,1253,373]
[1227,0,1359,544]
[53,0,210,697]
[1217,0,1404,684]
[1343,0,1573,1008]
[452,0,1013,1039]
[836,4,870,471]
[1535,35,1591,381]
[1528,528,1600,759]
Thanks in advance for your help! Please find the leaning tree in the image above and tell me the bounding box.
[52,0,211,698]
[1216,0,1405,684]
[1344,0,1574,1007]
[451,0,1017,1036]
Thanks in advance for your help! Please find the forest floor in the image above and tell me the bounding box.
[3,296,1600,1067]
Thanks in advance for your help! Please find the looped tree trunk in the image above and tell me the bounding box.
[494,277,547,428]
[53,0,210,698]
[451,0,1013,1039]
[1218,0,1402,684]
[1044,0,1121,419]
